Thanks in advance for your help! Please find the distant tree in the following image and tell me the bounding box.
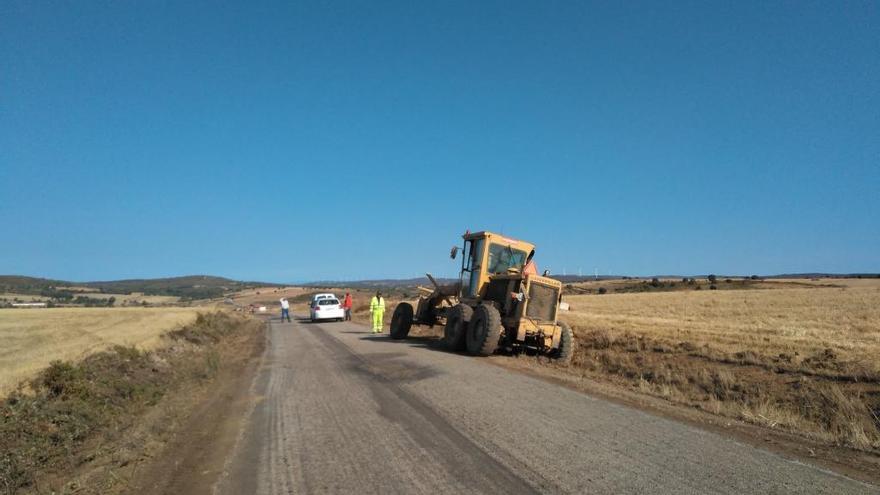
[708,274,717,283]
[598,287,608,295]
[107,296,116,307]
[650,278,661,287]
[724,278,732,283]
[709,284,718,290]
[681,277,688,283]
[750,275,759,280]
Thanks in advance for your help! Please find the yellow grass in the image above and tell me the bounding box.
[562,285,880,374]
[0,307,200,396]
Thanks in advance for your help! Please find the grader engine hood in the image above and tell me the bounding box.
[522,276,561,322]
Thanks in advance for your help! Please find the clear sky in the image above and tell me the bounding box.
[1,1,878,283]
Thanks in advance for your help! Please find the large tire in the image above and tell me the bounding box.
[466,304,502,356]
[390,303,414,340]
[551,322,575,364]
[443,304,472,351]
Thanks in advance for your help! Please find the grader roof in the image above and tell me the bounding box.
[462,231,535,252]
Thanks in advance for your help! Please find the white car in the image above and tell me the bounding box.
[310,297,344,322]
[309,293,337,308]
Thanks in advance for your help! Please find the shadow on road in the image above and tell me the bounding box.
[360,334,533,360]
[359,335,454,355]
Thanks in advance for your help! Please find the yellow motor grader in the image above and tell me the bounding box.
[389,230,574,362]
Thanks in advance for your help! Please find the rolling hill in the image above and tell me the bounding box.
[0,275,281,301]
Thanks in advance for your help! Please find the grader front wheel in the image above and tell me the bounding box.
[390,303,414,340]
[466,304,502,356]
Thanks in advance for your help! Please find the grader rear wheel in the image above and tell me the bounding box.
[466,304,502,356]
[390,303,414,340]
[443,304,472,351]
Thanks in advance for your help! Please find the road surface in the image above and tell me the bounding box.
[213,317,878,494]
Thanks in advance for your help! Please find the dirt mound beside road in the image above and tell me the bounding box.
[0,311,264,495]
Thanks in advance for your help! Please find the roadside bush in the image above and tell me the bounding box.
[650,278,660,288]
[0,346,167,492]
[598,287,607,295]
[0,311,258,493]
[709,284,718,290]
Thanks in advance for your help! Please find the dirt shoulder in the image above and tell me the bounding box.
[125,317,265,495]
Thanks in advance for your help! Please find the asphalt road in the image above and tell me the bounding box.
[213,317,878,495]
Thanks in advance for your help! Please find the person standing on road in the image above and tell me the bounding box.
[280,297,291,323]
[369,291,385,333]
[343,292,353,321]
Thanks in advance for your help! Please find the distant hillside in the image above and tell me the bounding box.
[0,276,70,294]
[0,275,280,301]
[763,273,880,279]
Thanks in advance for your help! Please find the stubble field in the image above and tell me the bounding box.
[559,281,880,451]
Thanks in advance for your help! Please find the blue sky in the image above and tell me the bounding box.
[1,1,878,282]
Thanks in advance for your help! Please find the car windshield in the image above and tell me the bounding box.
[319,299,339,305]
[486,243,528,274]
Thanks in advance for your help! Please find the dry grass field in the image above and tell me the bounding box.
[0,307,200,396]
[0,292,181,305]
[75,293,182,305]
[228,286,313,307]
[560,283,880,451]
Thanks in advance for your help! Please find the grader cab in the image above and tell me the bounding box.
[389,231,574,363]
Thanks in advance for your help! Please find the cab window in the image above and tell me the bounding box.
[487,243,527,274]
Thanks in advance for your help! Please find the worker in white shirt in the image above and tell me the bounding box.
[280,298,291,323]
